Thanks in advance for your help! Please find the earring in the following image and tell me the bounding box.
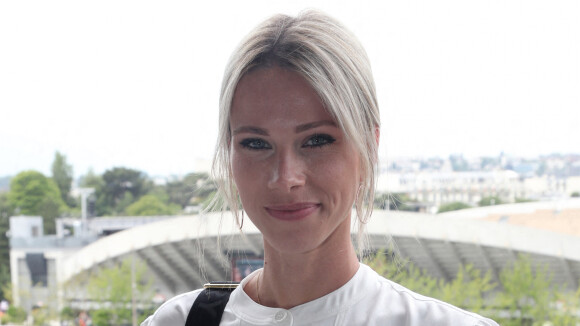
[239,209,244,230]
[355,184,369,224]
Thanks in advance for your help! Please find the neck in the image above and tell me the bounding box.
[250,220,360,309]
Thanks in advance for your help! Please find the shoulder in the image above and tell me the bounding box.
[359,265,499,326]
[140,289,202,326]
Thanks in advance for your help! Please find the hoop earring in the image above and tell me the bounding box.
[355,184,369,224]
[239,209,244,230]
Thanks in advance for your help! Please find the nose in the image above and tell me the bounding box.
[267,149,306,192]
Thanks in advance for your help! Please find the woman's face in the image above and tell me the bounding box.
[229,66,361,255]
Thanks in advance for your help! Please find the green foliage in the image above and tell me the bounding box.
[571,192,580,198]
[515,197,536,203]
[165,172,211,208]
[437,264,495,313]
[478,196,503,207]
[85,257,153,325]
[1,305,27,323]
[496,255,554,325]
[364,252,440,298]
[0,192,13,218]
[77,168,216,217]
[551,287,580,325]
[125,195,179,216]
[51,151,75,207]
[0,265,11,301]
[84,167,152,216]
[8,171,64,214]
[365,251,496,314]
[31,305,49,326]
[437,201,472,213]
[0,193,12,299]
[0,280,12,303]
[102,168,151,204]
[78,169,105,216]
[60,306,77,322]
[366,252,580,324]
[92,308,122,326]
[7,170,66,234]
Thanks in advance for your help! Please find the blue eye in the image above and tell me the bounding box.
[240,138,271,150]
[303,134,336,148]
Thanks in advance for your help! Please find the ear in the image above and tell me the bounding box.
[375,126,380,146]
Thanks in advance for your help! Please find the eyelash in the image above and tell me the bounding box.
[239,138,271,150]
[239,134,336,151]
[303,134,336,148]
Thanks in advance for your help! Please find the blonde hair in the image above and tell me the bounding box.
[212,9,380,251]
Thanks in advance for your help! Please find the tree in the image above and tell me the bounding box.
[438,202,472,213]
[0,193,13,300]
[79,167,152,216]
[85,258,153,325]
[366,252,580,324]
[165,173,212,208]
[125,195,179,216]
[99,168,152,215]
[51,151,75,207]
[0,306,27,324]
[79,169,105,217]
[551,286,580,325]
[478,196,503,207]
[437,264,495,313]
[496,255,553,325]
[515,197,535,203]
[365,251,495,316]
[7,171,65,234]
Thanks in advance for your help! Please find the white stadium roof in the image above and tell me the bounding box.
[62,204,580,297]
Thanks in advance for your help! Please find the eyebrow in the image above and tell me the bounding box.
[232,120,337,136]
[232,126,269,136]
[295,120,337,133]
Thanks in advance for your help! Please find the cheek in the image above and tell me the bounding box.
[311,152,360,197]
[231,150,263,202]
[231,152,249,189]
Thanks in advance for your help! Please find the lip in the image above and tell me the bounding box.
[264,203,321,221]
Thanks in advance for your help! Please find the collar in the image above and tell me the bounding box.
[227,263,374,324]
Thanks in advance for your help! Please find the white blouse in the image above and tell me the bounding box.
[141,263,498,326]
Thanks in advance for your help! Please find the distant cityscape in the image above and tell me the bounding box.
[376,152,580,213]
[1,152,579,214]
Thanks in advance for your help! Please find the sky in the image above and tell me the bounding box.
[1,0,578,178]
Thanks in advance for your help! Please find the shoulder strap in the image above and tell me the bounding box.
[185,282,238,326]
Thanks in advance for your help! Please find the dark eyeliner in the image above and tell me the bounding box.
[303,134,336,148]
[239,138,271,150]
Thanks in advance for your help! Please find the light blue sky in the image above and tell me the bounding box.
[1,0,578,178]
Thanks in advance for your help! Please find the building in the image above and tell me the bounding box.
[378,170,577,211]
[9,199,580,315]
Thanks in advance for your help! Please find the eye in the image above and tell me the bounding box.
[303,134,336,148]
[239,138,272,150]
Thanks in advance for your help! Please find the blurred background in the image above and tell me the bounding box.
[0,0,579,325]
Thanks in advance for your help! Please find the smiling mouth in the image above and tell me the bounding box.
[264,203,321,221]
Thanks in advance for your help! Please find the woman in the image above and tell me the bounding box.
[143,10,498,325]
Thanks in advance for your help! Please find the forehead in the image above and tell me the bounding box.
[230,66,334,127]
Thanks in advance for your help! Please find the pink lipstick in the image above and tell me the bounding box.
[265,203,320,221]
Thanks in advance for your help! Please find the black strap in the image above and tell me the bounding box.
[185,284,237,326]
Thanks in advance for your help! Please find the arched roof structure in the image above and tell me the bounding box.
[63,209,580,297]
